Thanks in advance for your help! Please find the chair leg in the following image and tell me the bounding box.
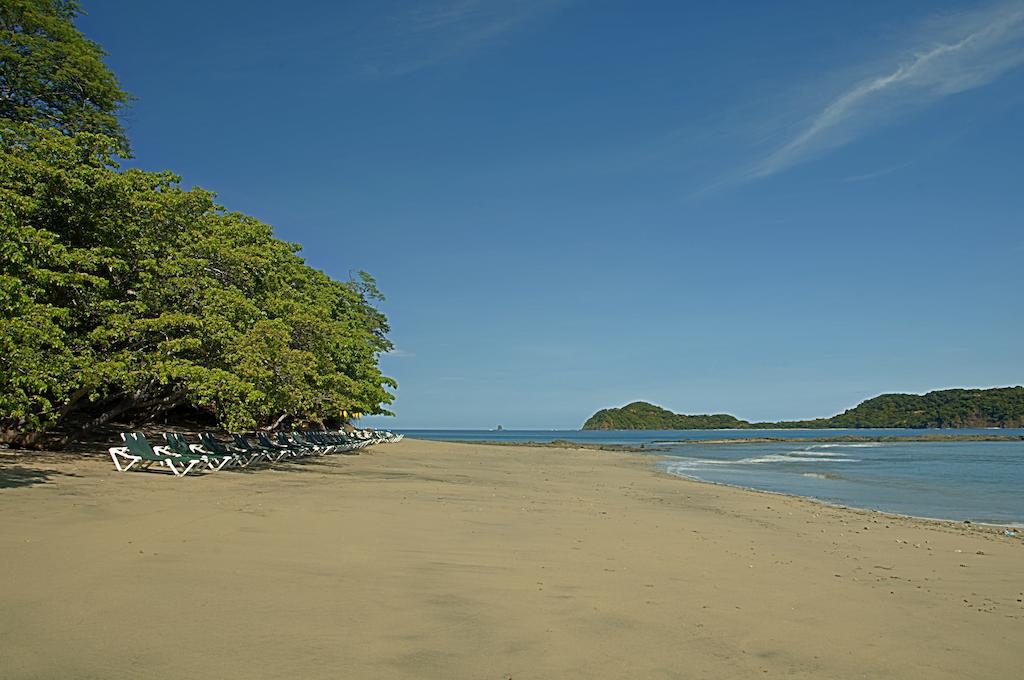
[108,449,141,472]
[109,450,126,472]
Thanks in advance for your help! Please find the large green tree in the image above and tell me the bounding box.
[1,122,396,447]
[1,2,396,447]
[1,0,130,151]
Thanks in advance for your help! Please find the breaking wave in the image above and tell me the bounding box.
[665,451,860,472]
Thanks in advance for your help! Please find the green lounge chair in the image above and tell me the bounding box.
[269,431,314,457]
[289,431,330,454]
[163,433,234,471]
[200,432,264,467]
[238,433,291,462]
[326,431,363,453]
[303,431,342,453]
[108,432,205,477]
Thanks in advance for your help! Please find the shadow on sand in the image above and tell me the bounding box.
[0,465,82,489]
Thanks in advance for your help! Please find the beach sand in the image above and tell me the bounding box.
[1,438,1021,679]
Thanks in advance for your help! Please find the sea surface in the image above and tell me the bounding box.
[397,429,1024,524]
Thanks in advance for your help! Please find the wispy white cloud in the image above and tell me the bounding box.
[841,160,916,183]
[362,0,569,77]
[745,1,1024,180]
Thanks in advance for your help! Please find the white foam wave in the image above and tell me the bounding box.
[666,453,859,470]
[739,454,857,464]
[785,449,847,457]
[812,443,881,449]
[664,458,736,470]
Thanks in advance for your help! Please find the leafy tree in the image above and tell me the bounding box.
[1,0,130,151]
[0,2,396,447]
[1,123,396,446]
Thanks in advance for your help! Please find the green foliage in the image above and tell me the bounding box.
[0,122,395,443]
[583,402,750,430]
[0,4,395,446]
[1,0,130,152]
[582,388,1024,430]
[822,388,1024,429]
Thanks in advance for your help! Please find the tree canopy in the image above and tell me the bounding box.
[0,2,395,447]
[1,0,130,151]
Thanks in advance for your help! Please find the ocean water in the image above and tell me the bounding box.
[398,429,1024,524]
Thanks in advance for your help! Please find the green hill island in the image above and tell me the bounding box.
[582,387,1024,430]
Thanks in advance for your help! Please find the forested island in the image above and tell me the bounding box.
[582,387,1024,430]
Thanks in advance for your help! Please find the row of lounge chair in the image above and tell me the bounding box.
[108,429,403,477]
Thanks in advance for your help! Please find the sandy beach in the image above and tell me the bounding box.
[1,438,1021,679]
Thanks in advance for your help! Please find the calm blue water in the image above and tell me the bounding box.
[399,429,1024,524]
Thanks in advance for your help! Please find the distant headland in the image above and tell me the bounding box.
[581,387,1024,430]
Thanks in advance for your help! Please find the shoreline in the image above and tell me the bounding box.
[4,435,1021,529]
[440,436,1024,527]
[655,466,1024,531]
[651,434,1024,443]
[435,433,1024,450]
[2,438,1022,679]
[449,433,1024,445]
[434,438,668,452]
[442,438,1024,529]
[4,436,1020,529]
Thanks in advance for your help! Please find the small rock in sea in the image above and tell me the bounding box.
[976,551,985,555]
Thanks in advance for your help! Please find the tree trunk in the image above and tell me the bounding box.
[264,412,289,432]
[0,428,49,449]
[57,386,177,445]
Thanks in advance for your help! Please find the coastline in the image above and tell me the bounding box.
[447,435,1024,525]
[656,466,1024,531]
[433,432,1024,446]
[650,434,1024,444]
[2,438,1022,679]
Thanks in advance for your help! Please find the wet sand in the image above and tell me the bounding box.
[1,438,1021,679]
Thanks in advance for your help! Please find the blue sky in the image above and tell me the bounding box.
[79,1,1024,428]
